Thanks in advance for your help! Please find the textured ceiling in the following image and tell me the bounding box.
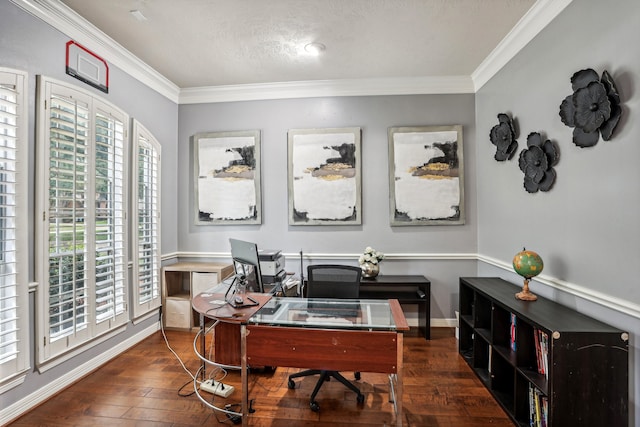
[59,0,536,89]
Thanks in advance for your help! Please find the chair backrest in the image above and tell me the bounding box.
[306,264,361,299]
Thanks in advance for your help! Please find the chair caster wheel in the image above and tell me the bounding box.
[310,401,320,412]
[357,394,365,404]
[354,372,361,380]
[288,379,296,389]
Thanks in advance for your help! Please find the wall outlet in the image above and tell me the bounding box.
[200,379,235,398]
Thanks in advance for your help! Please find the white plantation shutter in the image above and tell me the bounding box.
[131,120,161,317]
[37,76,129,363]
[94,109,127,328]
[47,92,90,342]
[0,68,28,385]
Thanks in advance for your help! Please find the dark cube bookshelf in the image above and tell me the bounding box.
[459,277,628,427]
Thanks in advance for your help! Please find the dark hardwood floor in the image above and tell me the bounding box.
[9,327,513,426]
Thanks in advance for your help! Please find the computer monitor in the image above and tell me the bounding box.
[229,238,264,293]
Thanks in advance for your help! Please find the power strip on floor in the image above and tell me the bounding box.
[200,379,235,398]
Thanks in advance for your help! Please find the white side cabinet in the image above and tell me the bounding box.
[162,262,234,330]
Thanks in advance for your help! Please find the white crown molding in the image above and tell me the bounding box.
[12,0,569,104]
[10,0,180,103]
[472,0,573,91]
[178,75,475,104]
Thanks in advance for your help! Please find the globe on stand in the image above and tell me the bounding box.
[513,248,543,301]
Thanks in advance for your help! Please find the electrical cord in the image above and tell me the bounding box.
[160,311,197,381]
[160,311,229,396]
[177,379,196,397]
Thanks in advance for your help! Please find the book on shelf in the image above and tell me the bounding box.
[529,384,535,427]
[541,395,548,427]
[529,384,549,427]
[540,330,549,379]
[534,388,541,425]
[510,313,517,351]
[534,330,542,375]
[488,346,492,373]
[534,328,549,379]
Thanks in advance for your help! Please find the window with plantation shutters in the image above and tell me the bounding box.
[131,120,161,318]
[36,76,129,364]
[0,68,28,387]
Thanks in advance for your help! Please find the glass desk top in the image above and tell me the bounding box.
[249,297,398,330]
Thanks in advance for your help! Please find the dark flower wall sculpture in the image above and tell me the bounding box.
[518,132,559,193]
[489,113,518,161]
[559,68,622,147]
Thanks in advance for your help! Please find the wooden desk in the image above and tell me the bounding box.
[359,275,430,339]
[245,298,408,427]
[217,274,430,366]
[192,293,408,427]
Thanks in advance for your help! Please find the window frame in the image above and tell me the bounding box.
[35,76,129,366]
[0,67,29,390]
[131,119,161,318]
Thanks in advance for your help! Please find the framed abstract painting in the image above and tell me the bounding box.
[192,130,261,225]
[288,127,361,225]
[388,125,464,225]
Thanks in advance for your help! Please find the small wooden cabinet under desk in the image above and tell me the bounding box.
[359,275,430,340]
[162,262,233,330]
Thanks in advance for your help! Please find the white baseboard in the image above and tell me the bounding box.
[1,322,160,426]
[431,318,457,328]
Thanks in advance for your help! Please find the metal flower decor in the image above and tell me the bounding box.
[489,113,518,161]
[559,68,622,148]
[518,132,559,193]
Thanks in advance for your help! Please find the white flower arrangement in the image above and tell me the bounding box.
[358,246,384,265]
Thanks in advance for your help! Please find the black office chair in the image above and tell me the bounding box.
[287,264,364,412]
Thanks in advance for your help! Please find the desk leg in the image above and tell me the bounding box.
[419,299,430,340]
[199,313,206,379]
[241,324,248,427]
[396,333,403,427]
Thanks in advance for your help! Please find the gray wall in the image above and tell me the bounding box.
[475,0,639,422]
[177,94,478,320]
[178,95,477,255]
[0,1,179,409]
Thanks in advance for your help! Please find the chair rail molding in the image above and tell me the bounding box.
[173,251,478,262]
[166,250,640,322]
[477,253,640,321]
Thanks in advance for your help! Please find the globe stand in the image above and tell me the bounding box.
[515,278,537,301]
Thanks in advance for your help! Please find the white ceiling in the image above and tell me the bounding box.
[58,0,537,90]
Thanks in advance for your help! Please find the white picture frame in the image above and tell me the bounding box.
[288,127,362,225]
[388,125,464,225]
[192,130,261,225]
